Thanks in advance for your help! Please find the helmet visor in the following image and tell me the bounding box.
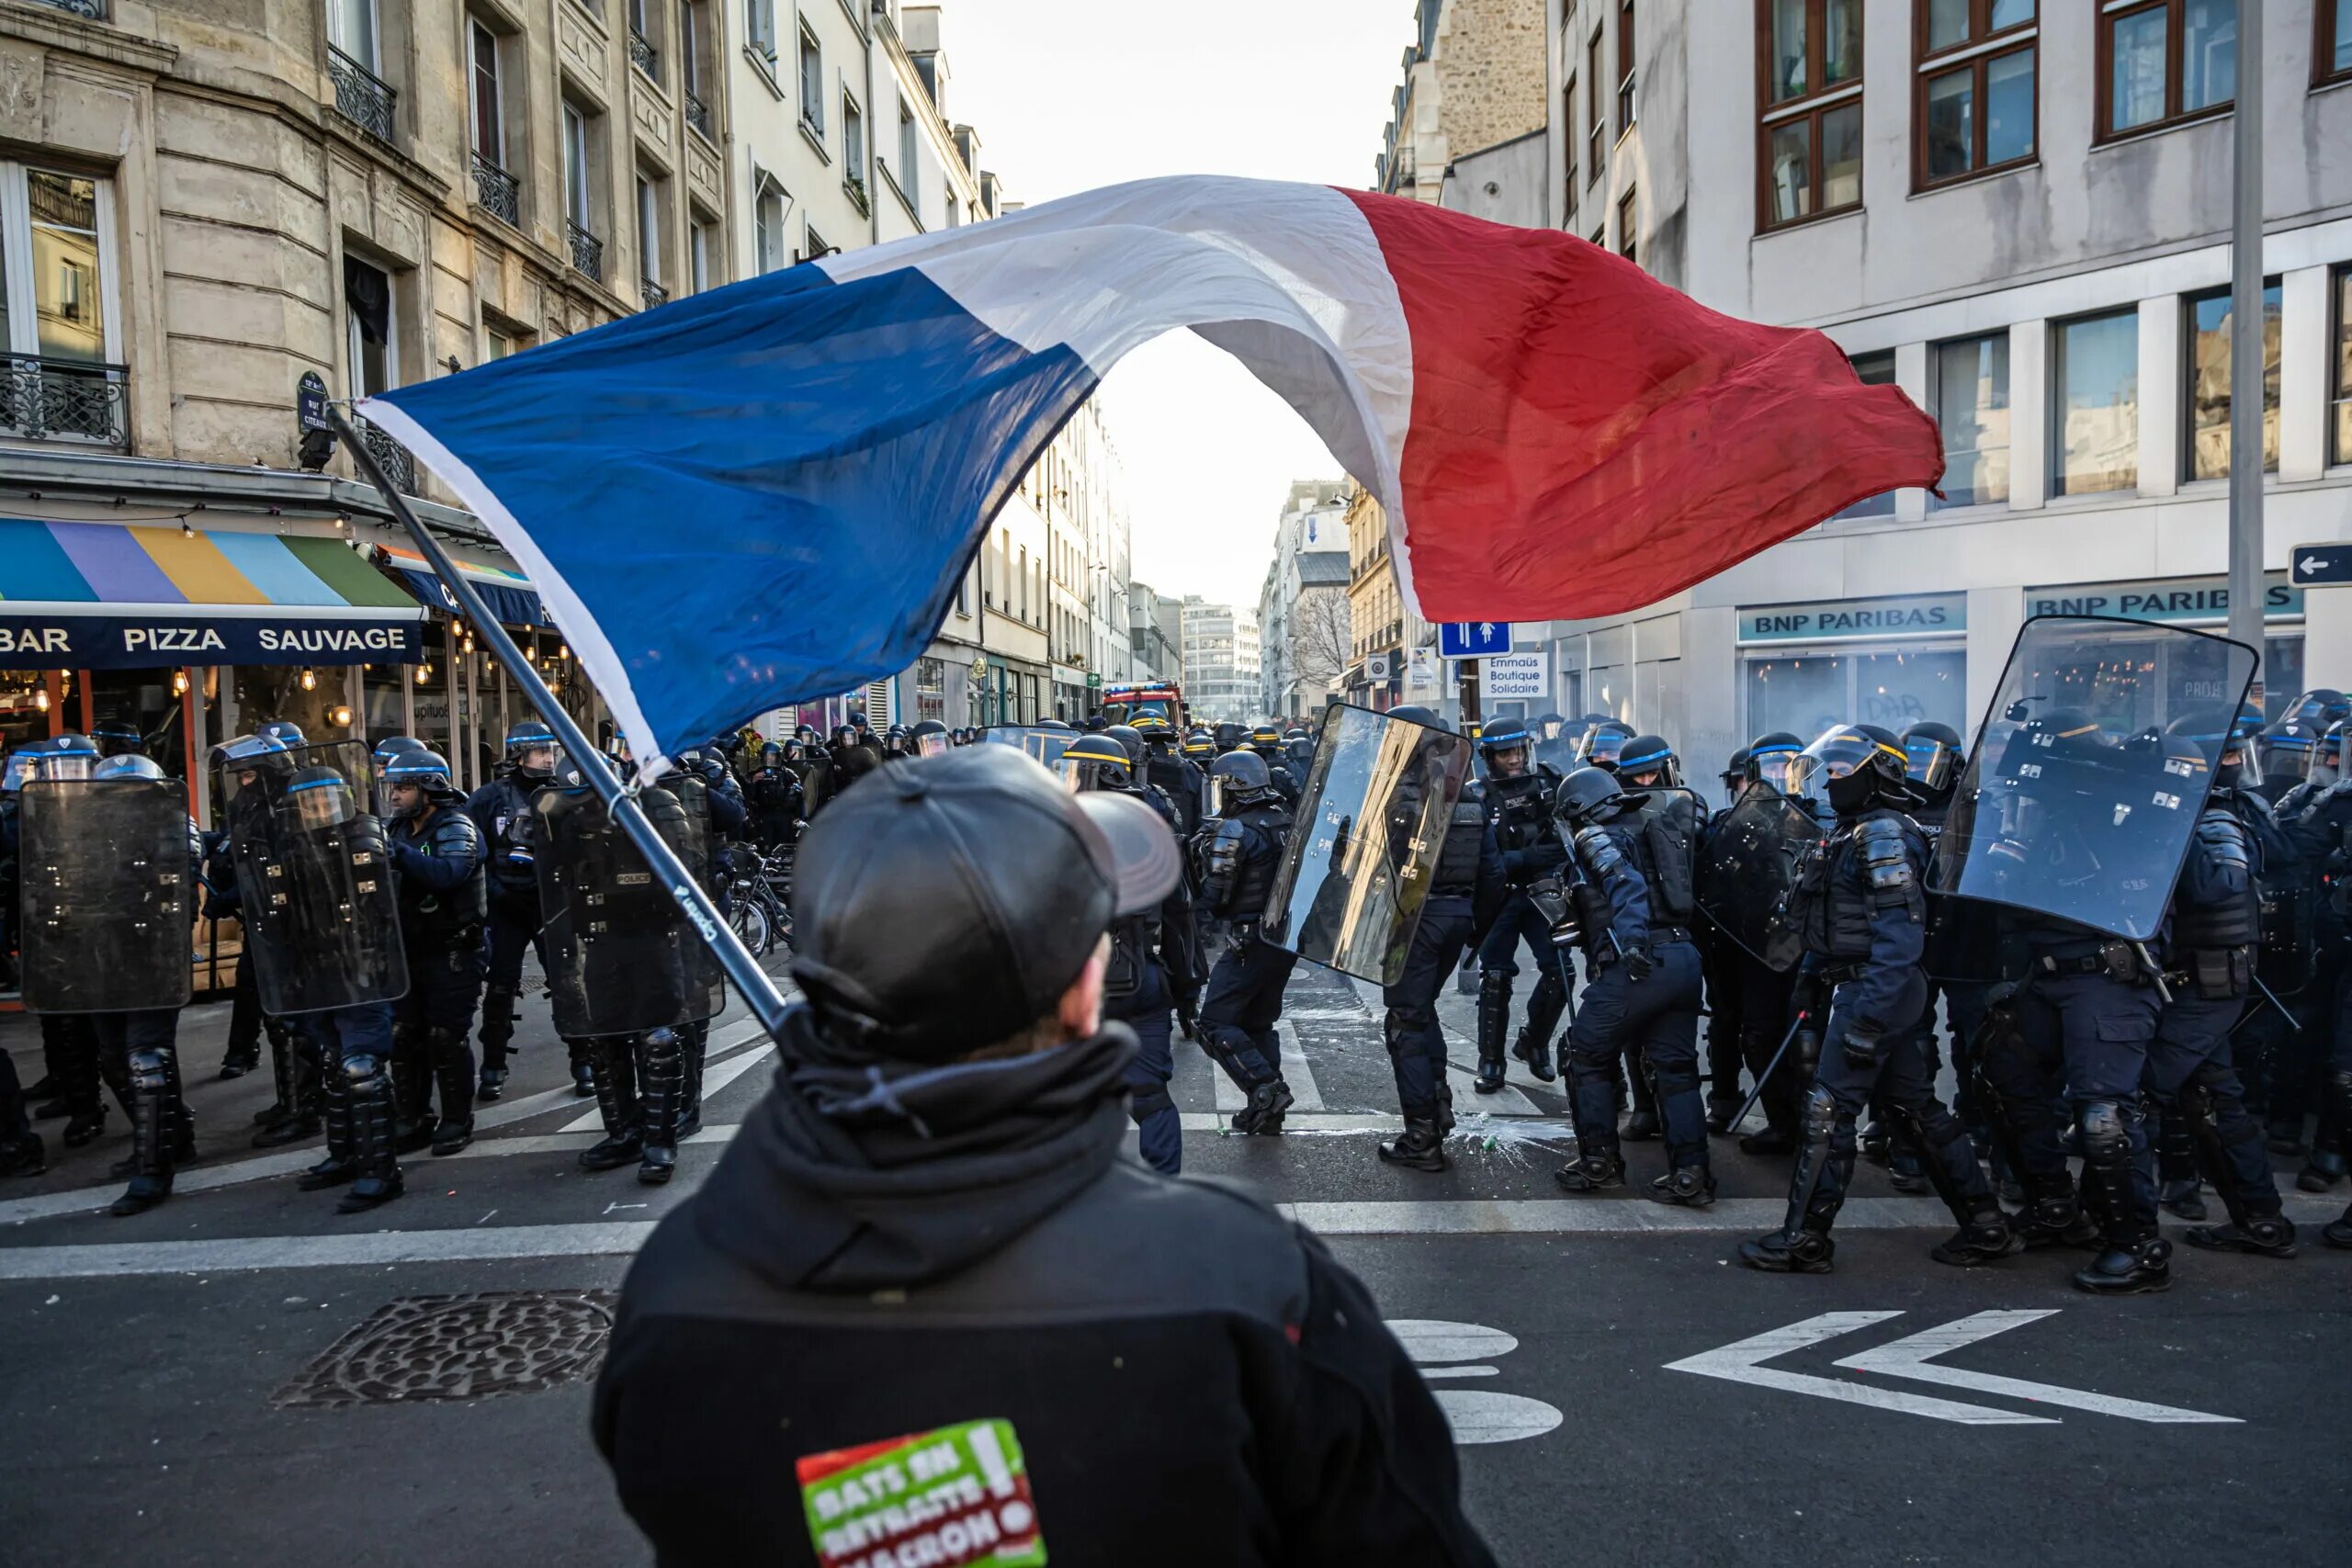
[41,753,94,783]
[1903,735,1962,793]
[291,777,357,831]
[1786,728,1879,804]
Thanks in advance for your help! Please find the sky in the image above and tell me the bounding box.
[944,1,1414,607]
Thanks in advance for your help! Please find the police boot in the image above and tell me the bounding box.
[251,1016,296,1128]
[389,1028,435,1154]
[2298,1075,2351,1190]
[1743,1087,1849,1270]
[1930,1195,2023,1267]
[476,982,517,1073]
[2159,1178,2209,1220]
[1474,972,1511,1094]
[2073,1235,2172,1295]
[428,1030,476,1156]
[2185,1213,2299,1258]
[109,1047,175,1218]
[1232,1077,1295,1136]
[1559,1066,1625,1190]
[1648,1166,1716,1207]
[679,1021,709,1138]
[579,1039,643,1171]
[0,1133,46,1179]
[568,1036,596,1100]
[1514,971,1566,1084]
[296,1061,358,1192]
[1738,1227,1835,1272]
[2324,1202,2352,1249]
[159,1047,196,1165]
[218,1041,259,1080]
[1377,1115,1448,1172]
[1554,1151,1624,1191]
[337,1055,404,1214]
[636,1028,685,1186]
[2008,1178,2098,1249]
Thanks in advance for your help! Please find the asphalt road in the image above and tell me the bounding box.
[3,958,2347,1566]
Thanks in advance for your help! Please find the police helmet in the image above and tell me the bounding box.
[1103,724,1148,773]
[381,748,456,815]
[1181,728,1216,759]
[1057,732,1135,793]
[1743,731,1806,792]
[1792,725,1912,815]
[287,761,360,830]
[1555,765,1632,830]
[2284,688,2352,731]
[832,724,861,749]
[1040,717,1077,732]
[1535,712,1567,741]
[94,753,167,783]
[1721,746,1752,794]
[2262,718,2321,779]
[257,720,307,749]
[1212,721,1248,752]
[1899,720,1965,796]
[884,725,912,756]
[908,719,952,758]
[3,746,39,794]
[504,719,560,778]
[220,732,292,786]
[1575,721,1635,771]
[1083,713,1110,731]
[1618,734,1678,787]
[40,732,99,783]
[2324,720,2349,770]
[92,718,145,758]
[760,740,785,769]
[1250,723,1283,750]
[1205,746,1272,813]
[1386,705,1445,729]
[1476,717,1533,778]
[1131,712,1175,746]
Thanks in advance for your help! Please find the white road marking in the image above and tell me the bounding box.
[1420,1366,1499,1380]
[1833,1309,2241,1425]
[560,1042,776,1134]
[0,1222,659,1279]
[1280,1032,1327,1111]
[1389,1319,1518,1363]
[1664,1312,2058,1427]
[1431,1391,1565,1445]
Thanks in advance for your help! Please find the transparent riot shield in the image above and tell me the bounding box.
[977,727,1075,770]
[1263,704,1472,985]
[535,784,726,1037]
[17,779,195,1013]
[220,739,409,1013]
[1696,786,1820,971]
[1934,615,2257,942]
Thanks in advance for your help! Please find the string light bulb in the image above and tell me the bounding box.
[415,662,432,686]
[172,670,191,697]
[299,667,318,692]
[33,688,51,714]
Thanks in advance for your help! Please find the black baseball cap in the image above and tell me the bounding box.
[787,744,1182,1062]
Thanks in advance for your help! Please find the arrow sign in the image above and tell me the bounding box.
[1832,1309,2239,1424]
[1439,621,1512,659]
[2291,545,2352,587]
[1665,1312,2054,1426]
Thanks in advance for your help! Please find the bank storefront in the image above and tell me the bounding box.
[1736,592,1970,742]
[2019,573,2304,718]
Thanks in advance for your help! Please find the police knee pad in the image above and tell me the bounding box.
[1800,1084,1840,1140]
[642,1028,683,1066]
[127,1048,172,1095]
[1477,970,1513,1005]
[2077,1100,2130,1162]
[342,1052,387,1089]
[2175,1082,2215,1131]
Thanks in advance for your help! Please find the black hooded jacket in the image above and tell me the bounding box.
[593,1007,1494,1568]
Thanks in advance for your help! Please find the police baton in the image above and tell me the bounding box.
[1728,1008,1811,1133]
[332,408,794,1045]
[2236,971,2306,1037]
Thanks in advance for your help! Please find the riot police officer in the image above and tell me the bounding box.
[1377,708,1504,1172]
[1553,765,1714,1203]
[1472,718,1570,1089]
[1739,727,2015,1273]
[1133,713,1204,838]
[19,736,107,1148]
[1283,725,1315,785]
[1574,720,1635,773]
[466,720,558,1100]
[1193,750,1296,1134]
[1249,723,1300,804]
[1064,733,1193,1172]
[91,718,146,760]
[747,740,806,849]
[383,749,487,1156]
[1697,733,1814,1145]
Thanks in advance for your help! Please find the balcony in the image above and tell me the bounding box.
[628,28,659,82]
[567,221,604,282]
[28,0,107,17]
[327,46,397,143]
[640,277,668,310]
[470,152,519,227]
[1,355,128,446]
[684,89,713,140]
[355,415,417,494]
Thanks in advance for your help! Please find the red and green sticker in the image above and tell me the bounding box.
[797,1416,1046,1568]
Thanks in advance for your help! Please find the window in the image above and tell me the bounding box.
[1586,30,1604,178]
[1931,333,2011,507]
[803,220,830,261]
[682,1,707,100]
[1616,186,1637,263]
[562,100,593,230]
[344,254,396,398]
[899,96,919,185]
[2098,0,2235,141]
[1563,73,1579,205]
[2183,279,2282,480]
[689,214,715,292]
[484,324,516,361]
[746,0,775,62]
[2051,310,2139,497]
[2335,266,2352,465]
[752,173,786,272]
[1617,0,1637,132]
[843,90,866,179]
[330,0,381,73]
[637,175,663,288]
[1,163,122,444]
[1916,1,2036,187]
[1833,351,1899,517]
[468,21,503,165]
[797,24,823,134]
[2324,0,2352,86]
[1758,0,1863,230]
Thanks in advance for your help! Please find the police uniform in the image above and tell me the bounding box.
[464,761,548,1095]
[389,796,487,1156]
[1193,781,1296,1134]
[1476,758,1571,1089]
[1378,780,1505,1168]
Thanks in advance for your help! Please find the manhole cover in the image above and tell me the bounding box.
[274,1291,617,1408]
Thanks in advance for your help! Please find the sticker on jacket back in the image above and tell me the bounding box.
[797,1416,1046,1567]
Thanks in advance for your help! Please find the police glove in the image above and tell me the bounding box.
[1840,1028,1883,1073]
[1623,947,1655,982]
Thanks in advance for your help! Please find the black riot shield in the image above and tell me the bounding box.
[535,784,726,1037]
[1933,615,2258,942]
[1263,704,1472,985]
[1695,786,1820,971]
[17,779,195,1013]
[222,739,409,1014]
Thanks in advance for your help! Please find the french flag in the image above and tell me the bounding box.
[362,175,1940,771]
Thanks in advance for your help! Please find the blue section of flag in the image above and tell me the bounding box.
[372,263,1095,761]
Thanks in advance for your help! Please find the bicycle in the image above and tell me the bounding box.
[727,840,796,957]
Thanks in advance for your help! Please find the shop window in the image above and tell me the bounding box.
[1746,647,1967,743]
[1931,332,2011,507]
[1757,0,1863,231]
[2324,0,2352,88]
[2183,279,2282,481]
[2334,265,2352,467]
[1916,0,2037,189]
[1832,351,1899,518]
[2098,0,2235,142]
[2050,309,2139,497]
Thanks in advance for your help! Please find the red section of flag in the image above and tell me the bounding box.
[1341,190,1945,623]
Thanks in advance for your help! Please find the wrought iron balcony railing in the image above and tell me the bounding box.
[29,0,108,19]
[327,46,397,143]
[684,90,712,140]
[567,221,604,282]
[470,152,519,227]
[1,355,128,446]
[629,29,659,81]
[640,277,668,310]
[356,415,417,494]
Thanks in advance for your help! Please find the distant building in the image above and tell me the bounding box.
[1128,581,1182,684]
[1180,599,1261,726]
[1256,480,1353,719]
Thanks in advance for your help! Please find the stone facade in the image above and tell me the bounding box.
[1375,0,1545,200]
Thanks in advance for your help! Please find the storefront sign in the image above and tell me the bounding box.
[2025,572,2301,624]
[1737,593,1967,645]
[1480,651,1548,699]
[0,612,425,669]
[1405,647,1441,694]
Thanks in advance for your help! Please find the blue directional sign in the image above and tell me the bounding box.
[1439,621,1514,659]
[2291,543,2352,588]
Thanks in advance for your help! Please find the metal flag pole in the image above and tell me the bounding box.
[2222,0,2266,677]
[329,407,795,1043]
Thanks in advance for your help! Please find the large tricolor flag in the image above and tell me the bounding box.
[362,175,1940,772]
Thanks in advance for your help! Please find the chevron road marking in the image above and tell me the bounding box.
[1664,1312,2059,1426]
[1832,1309,2240,1424]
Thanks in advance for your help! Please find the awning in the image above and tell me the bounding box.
[0,518,426,669]
[375,544,551,629]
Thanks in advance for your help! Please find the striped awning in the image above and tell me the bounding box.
[374,543,551,629]
[0,518,426,668]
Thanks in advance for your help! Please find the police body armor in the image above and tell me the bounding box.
[1487,766,1563,886]
[477,773,540,908]
[17,778,196,1013]
[1787,809,1923,967]
[2174,807,2260,1000]
[536,784,725,1037]
[1430,782,1488,898]
[1202,802,1288,922]
[225,741,409,1014]
[398,807,486,953]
